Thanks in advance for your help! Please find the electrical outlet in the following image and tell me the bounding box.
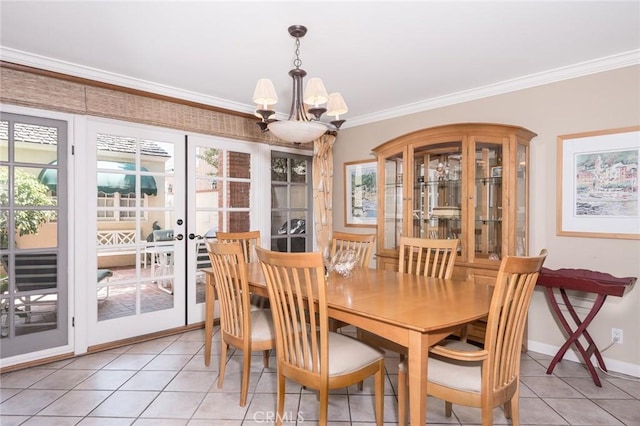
[611,328,623,344]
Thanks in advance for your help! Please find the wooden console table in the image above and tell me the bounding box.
[536,267,636,386]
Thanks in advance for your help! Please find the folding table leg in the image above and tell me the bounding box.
[544,287,608,386]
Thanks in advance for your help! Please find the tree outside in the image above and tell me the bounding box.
[0,168,56,249]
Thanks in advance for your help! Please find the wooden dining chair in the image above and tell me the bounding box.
[398,236,459,278]
[397,249,548,426]
[358,236,460,352]
[206,241,276,407]
[216,230,261,262]
[216,230,269,309]
[255,247,385,426]
[330,231,376,267]
[329,232,376,333]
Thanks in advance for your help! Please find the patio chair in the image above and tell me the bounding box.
[1,252,58,328]
[148,229,174,293]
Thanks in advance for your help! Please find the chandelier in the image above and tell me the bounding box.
[252,25,348,144]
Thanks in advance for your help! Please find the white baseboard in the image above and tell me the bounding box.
[527,340,640,378]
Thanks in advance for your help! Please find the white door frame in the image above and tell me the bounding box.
[0,104,76,368]
[185,133,270,325]
[82,118,187,346]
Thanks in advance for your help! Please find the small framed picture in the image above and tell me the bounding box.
[491,166,502,178]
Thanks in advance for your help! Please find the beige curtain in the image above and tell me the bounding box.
[313,134,336,258]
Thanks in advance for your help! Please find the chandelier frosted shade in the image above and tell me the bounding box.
[268,119,328,143]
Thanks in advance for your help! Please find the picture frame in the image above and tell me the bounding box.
[491,166,502,178]
[557,126,640,239]
[344,159,377,227]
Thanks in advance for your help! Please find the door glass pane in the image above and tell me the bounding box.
[0,121,8,162]
[270,153,311,253]
[290,185,307,209]
[14,123,58,164]
[474,140,503,261]
[96,134,175,321]
[291,158,307,182]
[228,182,250,208]
[192,145,252,305]
[228,151,250,178]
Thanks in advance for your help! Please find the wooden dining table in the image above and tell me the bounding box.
[204,264,493,425]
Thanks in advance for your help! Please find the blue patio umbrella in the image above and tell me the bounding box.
[38,161,158,196]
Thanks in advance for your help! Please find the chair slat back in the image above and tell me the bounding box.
[206,241,251,341]
[330,232,376,267]
[216,231,261,263]
[256,247,327,377]
[485,249,547,393]
[399,237,459,278]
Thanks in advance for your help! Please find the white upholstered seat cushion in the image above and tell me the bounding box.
[250,309,276,342]
[327,332,384,376]
[399,340,482,393]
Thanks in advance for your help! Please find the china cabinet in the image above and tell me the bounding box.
[373,123,536,346]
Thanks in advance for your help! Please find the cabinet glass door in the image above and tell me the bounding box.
[472,139,503,261]
[413,143,463,256]
[382,154,403,251]
[515,143,528,256]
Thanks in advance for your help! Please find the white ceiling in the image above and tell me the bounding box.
[1,1,639,128]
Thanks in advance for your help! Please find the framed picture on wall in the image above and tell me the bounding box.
[557,126,640,239]
[344,160,377,227]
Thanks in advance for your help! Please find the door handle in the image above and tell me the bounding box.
[175,234,184,241]
[188,233,203,240]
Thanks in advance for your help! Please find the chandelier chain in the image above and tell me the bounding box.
[293,36,302,69]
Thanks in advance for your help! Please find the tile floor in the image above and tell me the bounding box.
[1,325,639,425]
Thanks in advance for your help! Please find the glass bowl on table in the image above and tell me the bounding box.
[329,249,357,277]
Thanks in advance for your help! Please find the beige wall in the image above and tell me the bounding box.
[333,66,640,372]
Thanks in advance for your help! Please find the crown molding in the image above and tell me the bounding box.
[2,47,638,129]
[345,49,640,129]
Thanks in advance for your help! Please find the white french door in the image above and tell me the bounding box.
[85,119,186,345]
[83,121,270,344]
[185,134,269,324]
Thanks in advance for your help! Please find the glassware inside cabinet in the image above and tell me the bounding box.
[413,143,462,250]
[383,154,403,251]
[474,141,503,260]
